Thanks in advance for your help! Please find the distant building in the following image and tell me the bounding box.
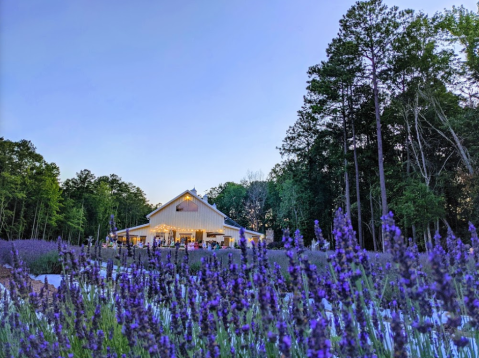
[115,188,263,247]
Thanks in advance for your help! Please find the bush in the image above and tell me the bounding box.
[0,239,63,276]
[28,251,62,276]
[189,262,201,275]
[267,241,284,250]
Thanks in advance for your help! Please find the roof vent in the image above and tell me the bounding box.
[191,187,197,195]
[203,194,208,202]
[212,203,217,209]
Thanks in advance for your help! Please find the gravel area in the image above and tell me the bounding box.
[0,265,57,295]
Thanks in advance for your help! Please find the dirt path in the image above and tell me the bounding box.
[0,266,56,295]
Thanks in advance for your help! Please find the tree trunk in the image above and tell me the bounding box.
[427,223,432,246]
[96,223,101,245]
[10,198,18,238]
[42,213,49,240]
[31,202,40,239]
[423,91,474,175]
[0,198,5,237]
[343,114,351,220]
[414,93,430,186]
[78,203,84,246]
[370,189,377,252]
[35,205,44,240]
[371,58,388,217]
[17,200,25,239]
[351,119,363,247]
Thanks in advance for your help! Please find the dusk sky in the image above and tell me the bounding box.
[2,0,477,206]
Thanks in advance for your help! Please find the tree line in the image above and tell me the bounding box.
[1,1,478,251]
[0,138,156,244]
[208,1,479,250]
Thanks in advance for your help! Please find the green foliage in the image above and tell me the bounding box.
[0,138,63,241]
[443,4,479,82]
[207,182,248,227]
[392,180,445,233]
[189,261,202,275]
[2,1,479,253]
[28,251,62,276]
[0,139,155,242]
[267,0,479,249]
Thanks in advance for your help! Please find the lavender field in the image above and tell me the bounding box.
[1,209,479,357]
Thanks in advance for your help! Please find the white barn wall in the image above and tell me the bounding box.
[149,194,224,233]
[121,227,150,237]
[223,226,263,247]
[117,225,153,244]
[114,190,263,247]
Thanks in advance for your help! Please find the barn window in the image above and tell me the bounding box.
[176,200,198,212]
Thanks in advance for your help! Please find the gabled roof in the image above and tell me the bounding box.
[146,189,227,219]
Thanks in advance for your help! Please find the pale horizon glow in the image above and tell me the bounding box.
[2,0,477,205]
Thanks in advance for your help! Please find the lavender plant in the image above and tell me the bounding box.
[0,210,478,357]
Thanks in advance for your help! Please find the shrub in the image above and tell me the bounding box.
[0,239,62,275]
[28,251,62,276]
[189,262,201,275]
[267,241,284,250]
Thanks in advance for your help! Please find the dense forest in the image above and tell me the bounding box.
[209,2,479,250]
[1,1,478,250]
[0,138,156,244]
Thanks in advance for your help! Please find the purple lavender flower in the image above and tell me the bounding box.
[469,222,479,267]
[464,275,479,328]
[307,318,331,358]
[430,242,461,328]
[391,311,408,358]
[338,309,358,357]
[314,220,329,251]
[280,335,292,358]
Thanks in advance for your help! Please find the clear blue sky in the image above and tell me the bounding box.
[2,0,477,205]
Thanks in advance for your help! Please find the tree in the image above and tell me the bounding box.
[207,182,248,227]
[443,5,479,84]
[339,0,403,216]
[0,139,62,240]
[306,36,367,245]
[243,171,268,232]
[278,179,305,230]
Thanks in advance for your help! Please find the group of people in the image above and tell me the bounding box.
[202,241,221,250]
[104,236,227,250]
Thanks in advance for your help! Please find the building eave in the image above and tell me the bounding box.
[223,224,263,236]
[116,223,150,234]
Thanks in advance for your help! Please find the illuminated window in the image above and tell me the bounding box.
[176,200,198,212]
[118,235,146,244]
[132,236,146,245]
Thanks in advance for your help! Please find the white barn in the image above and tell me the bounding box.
[115,188,263,248]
